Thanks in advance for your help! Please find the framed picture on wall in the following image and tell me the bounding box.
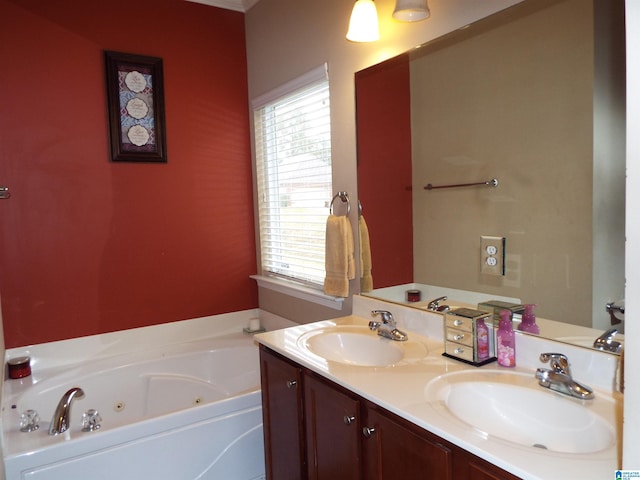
[104,51,167,163]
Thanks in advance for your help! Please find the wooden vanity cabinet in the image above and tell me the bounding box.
[259,346,306,480]
[259,345,521,480]
[362,402,452,480]
[304,372,362,480]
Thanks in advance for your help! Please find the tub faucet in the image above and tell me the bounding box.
[593,328,622,353]
[49,387,85,435]
[534,353,594,400]
[369,310,408,341]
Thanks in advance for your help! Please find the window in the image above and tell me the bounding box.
[253,64,332,288]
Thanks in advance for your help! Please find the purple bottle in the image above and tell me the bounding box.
[518,304,540,334]
[496,310,516,367]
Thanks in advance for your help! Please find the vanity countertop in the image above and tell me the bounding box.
[255,314,621,480]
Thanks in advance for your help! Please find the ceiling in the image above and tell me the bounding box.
[187,0,261,13]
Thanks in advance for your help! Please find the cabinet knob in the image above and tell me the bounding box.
[362,426,376,438]
[343,415,356,425]
[286,380,297,389]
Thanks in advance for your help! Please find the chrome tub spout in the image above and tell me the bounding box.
[49,387,85,435]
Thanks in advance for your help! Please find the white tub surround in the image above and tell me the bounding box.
[4,309,292,372]
[255,297,622,480]
[2,310,293,480]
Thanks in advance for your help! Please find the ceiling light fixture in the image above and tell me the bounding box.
[392,0,430,22]
[346,0,380,42]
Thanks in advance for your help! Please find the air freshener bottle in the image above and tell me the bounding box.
[476,318,490,361]
[518,303,539,334]
[496,310,516,367]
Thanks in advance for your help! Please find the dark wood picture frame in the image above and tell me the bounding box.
[105,51,167,163]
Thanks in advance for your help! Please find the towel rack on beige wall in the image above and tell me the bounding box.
[424,178,499,191]
[329,191,350,216]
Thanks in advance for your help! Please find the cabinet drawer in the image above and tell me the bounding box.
[444,341,475,362]
[445,327,473,347]
[445,315,474,332]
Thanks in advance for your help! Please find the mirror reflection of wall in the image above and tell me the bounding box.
[356,0,625,331]
[356,54,414,290]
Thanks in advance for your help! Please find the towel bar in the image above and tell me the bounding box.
[329,191,350,216]
[424,178,498,190]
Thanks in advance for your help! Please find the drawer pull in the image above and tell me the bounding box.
[344,415,356,425]
[362,426,376,438]
[454,334,465,341]
[454,319,464,327]
[455,347,465,354]
[286,380,297,389]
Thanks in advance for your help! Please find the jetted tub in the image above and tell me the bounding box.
[2,325,267,480]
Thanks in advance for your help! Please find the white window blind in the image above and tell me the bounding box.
[253,64,332,287]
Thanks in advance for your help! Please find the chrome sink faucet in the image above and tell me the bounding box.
[369,310,408,341]
[535,353,594,400]
[427,296,450,312]
[49,387,85,435]
[593,328,622,353]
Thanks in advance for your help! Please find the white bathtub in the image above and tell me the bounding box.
[1,314,276,480]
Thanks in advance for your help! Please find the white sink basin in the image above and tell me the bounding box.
[297,325,428,367]
[424,370,617,454]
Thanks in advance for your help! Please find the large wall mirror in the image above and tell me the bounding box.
[355,0,625,349]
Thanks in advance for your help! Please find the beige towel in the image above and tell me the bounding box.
[323,215,355,297]
[359,215,373,293]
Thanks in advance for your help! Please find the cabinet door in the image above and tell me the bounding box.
[259,347,305,480]
[362,403,453,480]
[304,373,362,480]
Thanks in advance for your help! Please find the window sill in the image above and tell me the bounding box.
[250,275,345,310]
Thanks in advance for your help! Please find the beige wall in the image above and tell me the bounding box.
[592,0,626,332]
[624,0,640,463]
[411,0,594,327]
[245,0,523,322]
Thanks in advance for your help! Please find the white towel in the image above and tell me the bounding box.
[323,215,355,297]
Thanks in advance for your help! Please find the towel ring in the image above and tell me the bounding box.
[329,191,350,216]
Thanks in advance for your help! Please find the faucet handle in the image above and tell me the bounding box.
[539,353,571,375]
[371,310,394,325]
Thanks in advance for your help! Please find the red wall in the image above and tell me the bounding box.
[0,0,257,348]
[356,54,413,288]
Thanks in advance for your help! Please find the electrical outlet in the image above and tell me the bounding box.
[480,236,505,275]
